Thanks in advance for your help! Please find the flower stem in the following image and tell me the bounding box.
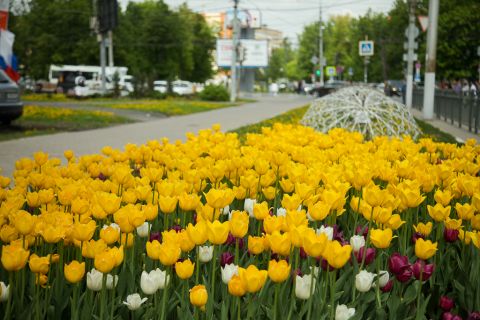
[375,254,382,309]
[237,296,241,320]
[161,267,170,320]
[274,284,279,320]
[329,269,337,320]
[3,272,13,320]
[306,258,316,320]
[100,273,107,320]
[209,246,217,318]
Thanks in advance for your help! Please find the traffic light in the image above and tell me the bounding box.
[98,0,119,33]
[315,69,321,77]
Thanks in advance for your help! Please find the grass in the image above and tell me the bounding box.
[0,105,130,141]
[89,99,240,116]
[231,105,458,144]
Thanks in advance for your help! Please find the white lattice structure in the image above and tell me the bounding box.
[300,86,421,139]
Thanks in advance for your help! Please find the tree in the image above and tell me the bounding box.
[266,38,295,81]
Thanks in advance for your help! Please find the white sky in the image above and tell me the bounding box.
[119,0,396,43]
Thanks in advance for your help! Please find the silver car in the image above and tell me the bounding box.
[0,70,23,125]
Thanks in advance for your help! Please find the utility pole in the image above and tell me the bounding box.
[108,30,114,67]
[100,34,107,94]
[230,0,239,102]
[364,35,369,83]
[318,1,324,86]
[422,0,439,120]
[405,0,416,109]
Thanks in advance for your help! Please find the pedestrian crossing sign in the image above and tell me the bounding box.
[359,40,374,56]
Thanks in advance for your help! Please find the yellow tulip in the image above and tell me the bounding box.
[263,215,284,234]
[207,220,230,245]
[41,226,64,244]
[444,218,462,230]
[1,244,30,271]
[267,231,291,256]
[120,233,135,248]
[186,221,208,245]
[427,204,450,222]
[94,250,116,274]
[455,203,475,220]
[178,231,196,252]
[247,236,265,255]
[230,210,249,238]
[190,285,208,308]
[399,188,425,208]
[281,194,302,211]
[64,260,85,283]
[413,222,433,236]
[14,210,36,236]
[434,189,453,206]
[146,240,161,260]
[253,202,270,220]
[82,239,108,259]
[100,225,120,245]
[113,207,135,233]
[239,265,268,293]
[228,275,247,297]
[0,225,18,243]
[285,210,308,230]
[71,198,90,215]
[175,259,195,279]
[29,254,50,274]
[158,242,181,266]
[324,241,352,269]
[26,192,41,207]
[109,246,124,267]
[414,238,437,260]
[205,188,232,209]
[159,195,178,214]
[179,193,200,211]
[387,214,405,230]
[308,202,330,221]
[369,228,394,249]
[363,183,384,207]
[72,221,96,242]
[303,231,328,258]
[268,259,291,283]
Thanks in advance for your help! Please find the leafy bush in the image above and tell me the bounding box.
[199,84,230,101]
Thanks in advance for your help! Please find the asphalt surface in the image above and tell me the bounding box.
[0,94,313,178]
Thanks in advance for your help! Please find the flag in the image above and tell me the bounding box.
[0,29,19,82]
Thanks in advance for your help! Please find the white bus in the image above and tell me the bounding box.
[48,65,133,96]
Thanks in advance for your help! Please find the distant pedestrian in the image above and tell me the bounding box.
[470,81,478,97]
[269,82,279,96]
[453,79,462,95]
[462,80,469,96]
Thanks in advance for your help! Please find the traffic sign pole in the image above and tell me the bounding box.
[423,0,439,120]
[406,0,417,109]
[230,0,239,102]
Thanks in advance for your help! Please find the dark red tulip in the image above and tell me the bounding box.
[388,253,410,275]
[355,247,376,265]
[170,224,182,233]
[444,228,459,242]
[396,268,413,282]
[412,259,435,281]
[299,247,308,260]
[269,208,274,216]
[332,225,345,242]
[320,259,334,271]
[380,280,394,292]
[98,173,106,181]
[226,233,236,246]
[220,252,234,267]
[439,296,455,311]
[468,312,480,320]
[356,225,369,237]
[412,232,425,244]
[149,231,161,242]
[291,268,302,279]
[443,312,463,320]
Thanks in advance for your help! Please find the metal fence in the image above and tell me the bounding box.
[412,89,480,134]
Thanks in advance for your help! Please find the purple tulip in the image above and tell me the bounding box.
[226,233,236,246]
[299,247,308,260]
[291,268,302,279]
[396,268,413,282]
[149,231,161,242]
[98,173,106,181]
[443,312,463,320]
[439,296,455,311]
[412,259,435,281]
[468,312,480,320]
[388,253,410,275]
[170,224,182,233]
[332,225,345,242]
[380,279,394,292]
[444,228,459,242]
[320,259,334,272]
[220,252,234,267]
[412,232,425,244]
[355,247,376,265]
[356,225,369,237]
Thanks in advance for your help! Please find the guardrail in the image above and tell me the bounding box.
[412,89,479,134]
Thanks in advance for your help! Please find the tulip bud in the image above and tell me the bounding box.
[149,231,161,243]
[198,246,214,263]
[190,285,208,308]
[388,253,410,275]
[136,222,151,238]
[244,198,256,217]
[439,296,455,311]
[354,247,376,265]
[378,270,389,288]
[106,274,118,289]
[380,280,394,292]
[411,232,425,244]
[86,268,103,291]
[316,225,334,241]
[355,270,375,292]
[295,274,315,300]
[141,270,160,295]
[356,225,368,237]
[468,312,480,320]
[442,312,462,320]
[444,228,459,243]
[123,293,148,311]
[335,304,355,320]
[412,259,434,281]
[349,235,365,252]
[0,282,10,302]
[221,263,239,284]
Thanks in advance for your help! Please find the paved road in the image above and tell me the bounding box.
[0,94,313,177]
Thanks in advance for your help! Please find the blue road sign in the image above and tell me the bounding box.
[359,41,374,56]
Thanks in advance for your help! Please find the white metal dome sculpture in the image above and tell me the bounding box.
[300,86,421,139]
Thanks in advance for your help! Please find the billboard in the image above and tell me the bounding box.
[216,39,268,68]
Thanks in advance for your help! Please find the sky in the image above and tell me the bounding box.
[119,0,396,44]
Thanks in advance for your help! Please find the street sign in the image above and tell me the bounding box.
[326,66,336,77]
[403,42,418,50]
[418,16,428,32]
[348,67,353,76]
[404,26,420,39]
[359,41,374,56]
[320,57,326,66]
[403,53,418,62]
[310,56,319,65]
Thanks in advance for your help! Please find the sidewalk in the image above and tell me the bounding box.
[410,108,479,143]
[0,94,313,177]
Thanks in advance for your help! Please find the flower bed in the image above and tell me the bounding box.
[0,124,479,319]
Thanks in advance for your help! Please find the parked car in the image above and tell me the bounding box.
[172,80,194,95]
[153,80,167,94]
[0,70,23,125]
[385,80,403,97]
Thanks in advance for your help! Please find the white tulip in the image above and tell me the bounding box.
[316,226,334,240]
[335,304,355,320]
[355,270,375,292]
[244,198,256,217]
[150,268,169,289]
[198,246,214,263]
[106,274,118,290]
[309,266,320,278]
[123,293,148,311]
[103,223,120,232]
[136,222,150,238]
[295,274,315,300]
[349,235,365,252]
[141,271,159,295]
[222,205,230,216]
[221,264,239,284]
[0,282,9,302]
[378,270,389,288]
[276,207,287,217]
[86,268,103,291]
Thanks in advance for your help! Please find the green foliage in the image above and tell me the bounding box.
[199,84,230,102]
